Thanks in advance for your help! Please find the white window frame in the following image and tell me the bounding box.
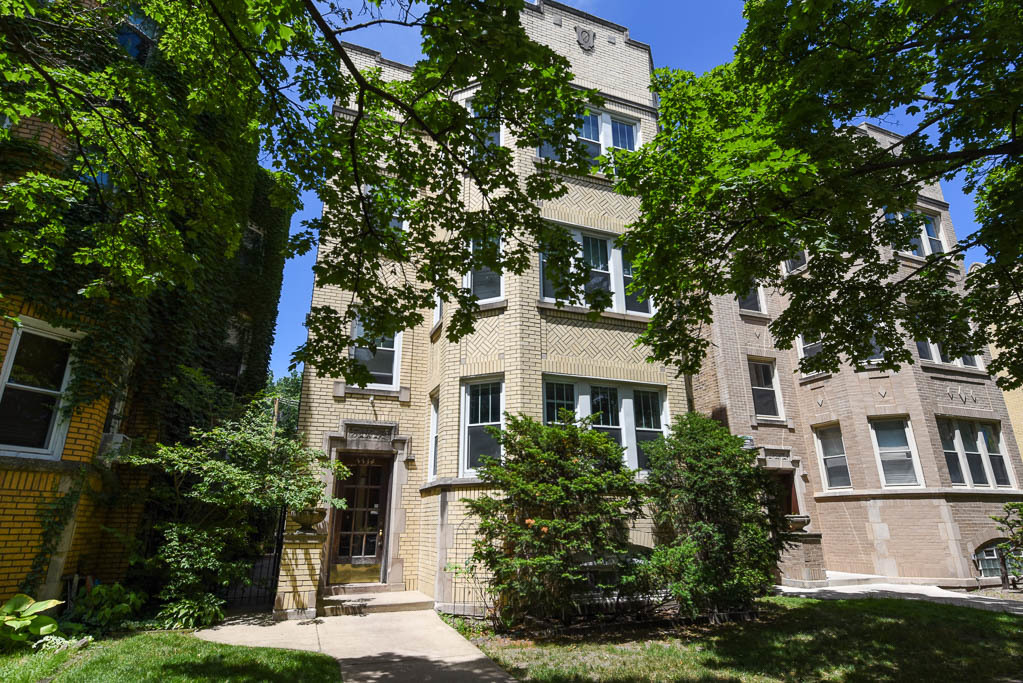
[894,210,946,258]
[737,286,765,314]
[796,334,825,377]
[938,418,1014,489]
[432,294,443,326]
[542,376,668,471]
[539,224,654,317]
[464,238,504,305]
[868,417,925,488]
[428,395,439,481]
[748,358,785,420]
[0,317,78,460]
[460,378,504,477]
[782,250,809,274]
[916,340,983,370]
[537,110,640,163]
[351,319,403,391]
[813,423,853,490]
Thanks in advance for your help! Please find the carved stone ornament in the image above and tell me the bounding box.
[575,26,596,52]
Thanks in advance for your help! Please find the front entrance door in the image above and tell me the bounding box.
[330,457,391,584]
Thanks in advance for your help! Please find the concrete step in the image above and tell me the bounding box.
[825,570,889,587]
[321,590,434,616]
[322,582,407,597]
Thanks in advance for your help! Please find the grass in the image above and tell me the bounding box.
[475,596,1023,681]
[0,631,341,682]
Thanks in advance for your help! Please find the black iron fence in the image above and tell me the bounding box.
[223,506,286,611]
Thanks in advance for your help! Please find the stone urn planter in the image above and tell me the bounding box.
[290,507,326,533]
[785,514,811,533]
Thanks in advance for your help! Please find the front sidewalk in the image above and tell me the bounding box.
[198,609,513,682]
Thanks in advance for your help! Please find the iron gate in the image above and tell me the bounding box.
[223,506,286,611]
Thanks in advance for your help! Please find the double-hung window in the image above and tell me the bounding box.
[582,235,611,296]
[890,211,944,257]
[782,250,808,274]
[542,378,666,470]
[590,386,622,445]
[749,360,783,418]
[462,381,502,475]
[916,340,981,369]
[0,322,74,459]
[937,419,1011,488]
[428,397,439,481]
[538,111,639,168]
[814,425,852,489]
[869,419,922,487]
[468,99,501,149]
[352,318,401,389]
[632,390,662,470]
[798,335,823,362]
[468,237,502,303]
[738,287,764,314]
[540,227,653,316]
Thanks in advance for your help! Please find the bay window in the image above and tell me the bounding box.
[467,237,502,303]
[938,418,1012,488]
[538,110,639,167]
[541,378,667,470]
[738,287,764,314]
[916,340,981,369]
[539,227,652,316]
[352,318,401,389]
[869,419,922,487]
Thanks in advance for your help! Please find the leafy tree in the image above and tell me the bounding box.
[993,502,1023,586]
[464,412,644,628]
[613,0,1023,387]
[641,413,786,620]
[124,397,346,628]
[1,0,601,389]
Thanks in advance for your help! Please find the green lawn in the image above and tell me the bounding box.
[477,596,1023,682]
[0,631,341,683]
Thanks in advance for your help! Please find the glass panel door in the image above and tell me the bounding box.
[331,459,390,584]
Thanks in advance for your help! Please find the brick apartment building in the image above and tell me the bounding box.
[288,0,1022,616]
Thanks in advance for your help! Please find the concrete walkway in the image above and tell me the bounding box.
[198,609,514,682]
[779,582,1023,616]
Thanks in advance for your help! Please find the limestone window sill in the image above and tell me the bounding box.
[531,157,613,185]
[535,300,652,325]
[814,487,1023,501]
[430,319,443,342]
[419,476,486,493]
[918,361,990,379]
[798,372,832,386]
[738,310,771,322]
[751,416,794,429]
[477,299,508,313]
[333,382,411,402]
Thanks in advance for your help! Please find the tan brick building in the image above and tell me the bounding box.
[293,0,1022,616]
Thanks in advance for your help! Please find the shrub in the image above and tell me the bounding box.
[126,395,347,629]
[66,583,146,633]
[0,594,61,649]
[993,502,1023,583]
[464,412,645,628]
[642,412,786,620]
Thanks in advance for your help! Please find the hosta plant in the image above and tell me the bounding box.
[0,593,62,647]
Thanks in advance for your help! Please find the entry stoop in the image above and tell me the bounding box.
[321,590,434,616]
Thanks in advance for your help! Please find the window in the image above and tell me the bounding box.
[542,378,666,470]
[433,294,443,326]
[815,425,852,489]
[582,235,611,295]
[578,113,602,166]
[116,12,159,64]
[351,318,401,388]
[428,397,439,481]
[632,390,662,470]
[798,335,823,362]
[890,211,944,257]
[468,237,502,302]
[462,381,502,475]
[738,287,764,313]
[783,250,808,274]
[916,340,982,369]
[976,546,1003,578]
[590,386,621,445]
[0,323,74,458]
[610,119,636,151]
[537,111,639,168]
[869,419,921,487]
[539,227,654,317]
[469,99,501,149]
[749,360,782,418]
[544,382,575,424]
[622,250,650,314]
[937,419,1012,488]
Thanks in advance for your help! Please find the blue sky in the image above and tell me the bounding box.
[267,0,984,379]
